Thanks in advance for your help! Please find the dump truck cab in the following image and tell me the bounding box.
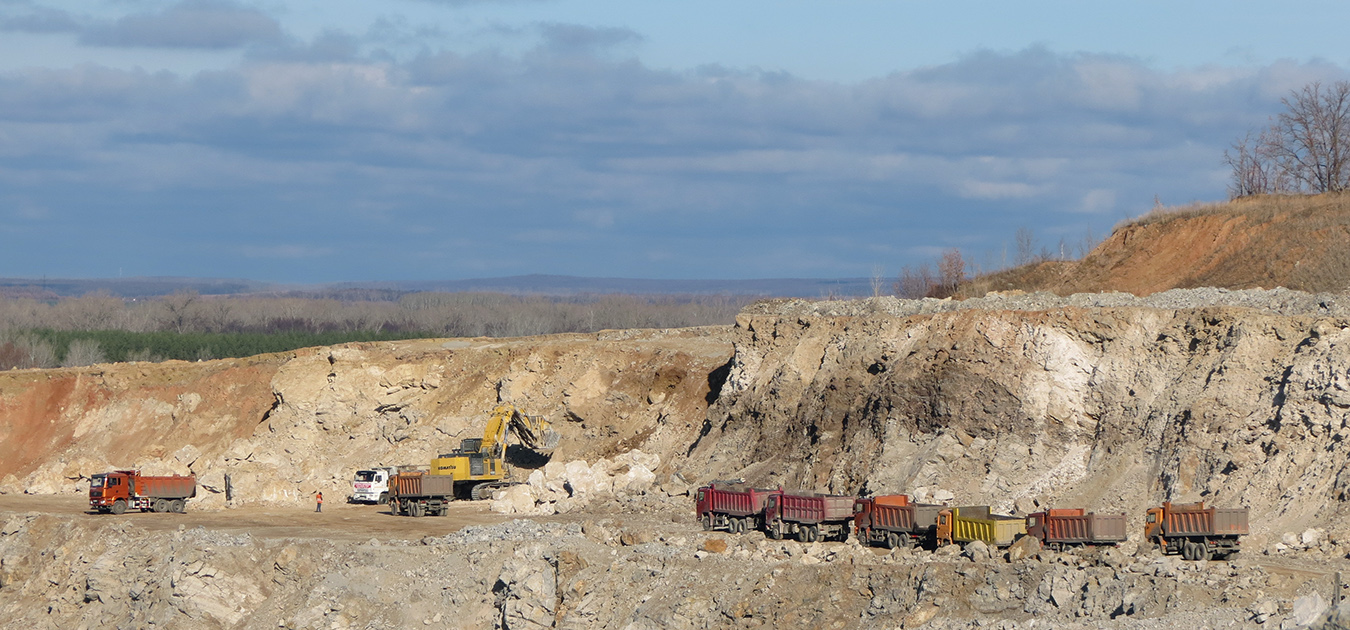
[88,471,130,509]
[1143,506,1164,543]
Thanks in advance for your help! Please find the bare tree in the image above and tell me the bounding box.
[159,290,201,334]
[1272,81,1350,193]
[1014,227,1037,266]
[894,264,936,299]
[61,338,106,367]
[1233,81,1350,195]
[870,264,886,298]
[937,248,966,296]
[1224,128,1289,198]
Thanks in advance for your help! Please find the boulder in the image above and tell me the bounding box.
[1006,534,1042,562]
[490,484,536,515]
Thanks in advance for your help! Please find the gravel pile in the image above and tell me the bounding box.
[440,519,583,545]
[746,287,1350,319]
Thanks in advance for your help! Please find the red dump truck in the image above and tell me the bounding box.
[389,472,457,517]
[89,470,196,514]
[764,492,855,542]
[1026,508,1127,549]
[854,494,945,549]
[695,483,782,534]
[1144,501,1248,561]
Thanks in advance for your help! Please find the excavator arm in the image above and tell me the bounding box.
[480,404,560,456]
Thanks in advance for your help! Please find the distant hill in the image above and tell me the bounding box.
[0,274,875,300]
[965,194,1350,297]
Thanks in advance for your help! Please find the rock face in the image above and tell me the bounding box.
[691,291,1350,543]
[0,328,732,509]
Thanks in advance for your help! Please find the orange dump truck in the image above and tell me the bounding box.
[1025,508,1127,549]
[89,470,196,514]
[853,494,945,549]
[1145,501,1248,561]
[764,492,855,542]
[389,472,458,517]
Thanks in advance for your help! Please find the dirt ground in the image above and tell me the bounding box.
[0,494,519,542]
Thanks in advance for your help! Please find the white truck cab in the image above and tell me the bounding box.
[349,467,396,504]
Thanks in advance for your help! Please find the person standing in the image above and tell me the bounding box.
[315,491,323,513]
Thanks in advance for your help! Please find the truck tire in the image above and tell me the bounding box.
[171,499,185,513]
[378,492,389,505]
[410,502,425,518]
[153,499,168,513]
[885,532,899,549]
[111,500,127,515]
[768,521,783,540]
[796,525,810,542]
[701,513,712,531]
[806,525,820,543]
[1196,541,1211,562]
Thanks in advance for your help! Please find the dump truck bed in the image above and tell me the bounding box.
[1165,504,1249,537]
[134,475,196,499]
[858,497,943,532]
[698,485,780,517]
[1034,510,1127,544]
[774,493,855,524]
[392,473,457,498]
[949,506,1027,547]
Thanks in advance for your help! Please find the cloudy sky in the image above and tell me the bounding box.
[2,0,1348,284]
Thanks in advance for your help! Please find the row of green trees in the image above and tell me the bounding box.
[0,291,751,369]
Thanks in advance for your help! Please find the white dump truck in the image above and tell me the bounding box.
[349,467,398,504]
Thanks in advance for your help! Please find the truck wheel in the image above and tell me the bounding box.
[153,499,167,513]
[885,532,899,549]
[701,513,712,531]
[412,502,426,518]
[808,525,821,543]
[768,522,783,540]
[378,492,389,505]
[1196,542,1211,562]
[111,500,127,515]
[171,499,185,513]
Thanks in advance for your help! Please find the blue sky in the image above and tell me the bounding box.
[1,0,1348,284]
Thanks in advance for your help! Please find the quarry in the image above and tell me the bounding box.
[2,283,1350,628]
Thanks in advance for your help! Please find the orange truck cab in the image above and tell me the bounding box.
[89,470,196,515]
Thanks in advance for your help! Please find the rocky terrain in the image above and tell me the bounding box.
[5,288,1350,627]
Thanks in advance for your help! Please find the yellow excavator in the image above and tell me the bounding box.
[428,403,561,500]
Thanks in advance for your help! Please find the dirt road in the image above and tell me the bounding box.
[0,494,517,541]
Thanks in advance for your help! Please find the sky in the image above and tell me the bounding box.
[2,1,1349,284]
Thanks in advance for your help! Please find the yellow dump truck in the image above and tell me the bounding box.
[935,506,1027,548]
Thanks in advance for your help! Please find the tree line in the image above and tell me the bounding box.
[0,291,750,369]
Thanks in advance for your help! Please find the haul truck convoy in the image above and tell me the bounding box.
[89,470,196,514]
[391,404,560,517]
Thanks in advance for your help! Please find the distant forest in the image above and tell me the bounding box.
[0,291,751,369]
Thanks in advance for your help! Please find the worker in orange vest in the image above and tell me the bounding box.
[315,491,323,513]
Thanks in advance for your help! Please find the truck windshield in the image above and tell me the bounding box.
[90,476,105,488]
[355,471,377,482]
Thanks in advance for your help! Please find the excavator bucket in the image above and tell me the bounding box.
[537,429,561,452]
